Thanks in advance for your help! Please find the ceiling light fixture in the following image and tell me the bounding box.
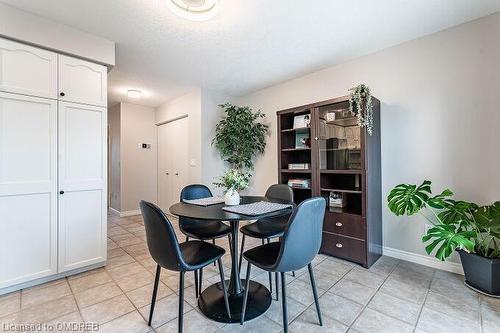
[167,0,218,21]
[127,89,142,99]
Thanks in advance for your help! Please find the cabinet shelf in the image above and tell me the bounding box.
[281,127,310,133]
[290,186,312,190]
[320,169,364,174]
[321,187,362,194]
[281,148,311,152]
[281,169,311,173]
[326,206,362,216]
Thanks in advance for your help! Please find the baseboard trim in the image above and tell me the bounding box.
[0,262,106,296]
[383,246,464,275]
[108,208,141,218]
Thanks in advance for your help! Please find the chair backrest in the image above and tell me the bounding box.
[179,184,213,228]
[273,197,326,272]
[140,200,185,271]
[265,184,294,204]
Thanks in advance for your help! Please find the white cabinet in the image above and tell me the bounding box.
[0,39,108,293]
[0,92,58,289]
[58,102,107,271]
[0,38,57,99]
[59,55,107,107]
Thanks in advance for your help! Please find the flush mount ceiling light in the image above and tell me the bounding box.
[167,0,218,21]
[127,89,142,99]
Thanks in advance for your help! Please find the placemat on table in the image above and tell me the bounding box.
[222,201,292,216]
[183,197,225,206]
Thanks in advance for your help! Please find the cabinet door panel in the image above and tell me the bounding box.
[58,102,107,272]
[0,38,57,99]
[0,93,57,288]
[58,55,107,107]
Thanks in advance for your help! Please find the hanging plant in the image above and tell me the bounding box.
[348,84,374,135]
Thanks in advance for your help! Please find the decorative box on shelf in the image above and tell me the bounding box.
[288,163,310,170]
[329,192,347,208]
[287,178,311,189]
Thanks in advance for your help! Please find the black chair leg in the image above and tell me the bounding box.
[217,258,231,318]
[240,261,252,325]
[275,272,279,301]
[194,270,199,298]
[148,265,161,326]
[281,272,288,333]
[238,234,245,271]
[212,239,216,266]
[266,239,272,294]
[292,271,295,277]
[199,268,203,294]
[185,236,189,242]
[179,271,185,333]
[228,234,232,256]
[308,263,323,326]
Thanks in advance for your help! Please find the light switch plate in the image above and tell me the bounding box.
[190,159,196,167]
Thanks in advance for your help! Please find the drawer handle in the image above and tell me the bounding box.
[335,222,343,227]
[60,92,65,97]
[336,243,343,248]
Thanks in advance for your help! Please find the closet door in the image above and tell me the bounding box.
[0,92,57,289]
[0,38,57,99]
[58,55,107,107]
[158,122,173,211]
[58,101,107,272]
[171,117,189,202]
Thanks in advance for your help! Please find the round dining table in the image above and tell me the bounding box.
[169,195,292,323]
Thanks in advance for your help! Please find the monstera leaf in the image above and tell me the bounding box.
[422,225,476,261]
[474,202,500,239]
[438,199,478,226]
[387,180,432,216]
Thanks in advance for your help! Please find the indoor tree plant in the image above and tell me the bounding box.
[212,103,269,204]
[387,180,500,295]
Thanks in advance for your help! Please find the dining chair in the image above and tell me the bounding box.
[140,200,231,332]
[240,197,326,333]
[238,184,294,299]
[179,184,232,296]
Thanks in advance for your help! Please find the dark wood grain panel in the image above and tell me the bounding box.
[323,211,365,239]
[320,232,366,265]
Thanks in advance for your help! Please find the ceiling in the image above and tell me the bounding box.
[3,0,500,107]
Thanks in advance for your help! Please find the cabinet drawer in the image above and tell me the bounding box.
[320,232,366,264]
[323,212,365,239]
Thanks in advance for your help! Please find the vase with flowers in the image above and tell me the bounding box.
[214,169,251,205]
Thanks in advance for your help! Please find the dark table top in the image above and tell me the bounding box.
[169,195,293,221]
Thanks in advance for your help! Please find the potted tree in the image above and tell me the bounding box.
[387,180,500,296]
[212,103,269,204]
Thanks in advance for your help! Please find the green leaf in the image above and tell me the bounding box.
[387,180,432,216]
[421,225,476,261]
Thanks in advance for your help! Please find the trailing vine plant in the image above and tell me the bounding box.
[348,84,374,135]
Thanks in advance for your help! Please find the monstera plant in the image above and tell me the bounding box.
[387,180,500,295]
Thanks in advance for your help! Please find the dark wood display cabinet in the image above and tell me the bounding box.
[277,95,382,268]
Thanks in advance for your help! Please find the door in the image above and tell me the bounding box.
[58,55,107,107]
[0,92,58,288]
[0,38,57,99]
[58,101,107,272]
[157,117,189,212]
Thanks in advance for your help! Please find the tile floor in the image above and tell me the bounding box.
[1,213,499,333]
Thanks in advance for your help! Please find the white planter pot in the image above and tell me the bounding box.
[225,188,240,206]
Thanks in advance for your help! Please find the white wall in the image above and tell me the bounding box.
[108,103,157,214]
[108,104,121,211]
[120,103,158,212]
[0,2,115,66]
[156,89,203,184]
[235,12,500,268]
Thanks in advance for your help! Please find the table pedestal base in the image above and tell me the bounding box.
[198,279,271,323]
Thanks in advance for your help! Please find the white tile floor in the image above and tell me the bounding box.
[1,212,499,333]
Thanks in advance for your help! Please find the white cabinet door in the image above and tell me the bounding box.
[0,92,58,289]
[58,101,107,272]
[58,55,107,107]
[0,38,57,99]
[171,117,189,203]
